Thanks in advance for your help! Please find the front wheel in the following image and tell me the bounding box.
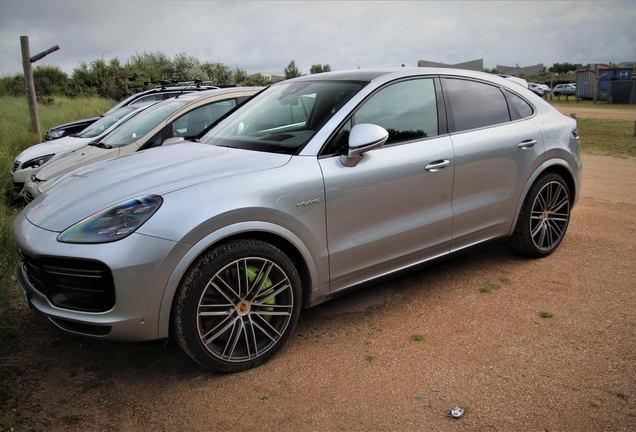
[172,239,302,373]
[507,173,571,258]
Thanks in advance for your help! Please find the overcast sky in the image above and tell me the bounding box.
[1,0,635,78]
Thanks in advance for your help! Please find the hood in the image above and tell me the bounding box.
[47,116,102,131]
[16,136,93,163]
[34,145,120,181]
[24,143,292,232]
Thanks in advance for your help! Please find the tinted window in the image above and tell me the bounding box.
[171,100,237,138]
[444,79,510,132]
[504,90,533,120]
[353,78,438,144]
[134,94,166,103]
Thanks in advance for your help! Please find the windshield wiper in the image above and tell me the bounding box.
[88,142,112,149]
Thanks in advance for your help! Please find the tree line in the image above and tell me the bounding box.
[0,50,593,101]
[0,51,331,101]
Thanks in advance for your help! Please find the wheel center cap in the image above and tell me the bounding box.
[237,301,251,316]
[542,210,549,220]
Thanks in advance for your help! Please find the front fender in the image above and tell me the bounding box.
[156,221,322,339]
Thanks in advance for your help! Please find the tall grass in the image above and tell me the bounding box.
[577,118,636,157]
[0,96,114,339]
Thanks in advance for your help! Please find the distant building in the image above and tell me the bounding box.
[248,72,285,82]
[617,61,636,71]
[417,59,483,71]
[497,64,546,76]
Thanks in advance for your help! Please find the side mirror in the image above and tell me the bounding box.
[162,137,186,146]
[340,123,388,167]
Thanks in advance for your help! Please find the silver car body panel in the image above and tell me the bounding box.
[13,68,582,342]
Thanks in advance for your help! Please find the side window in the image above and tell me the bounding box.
[141,129,165,150]
[353,79,438,145]
[133,94,165,104]
[504,90,534,120]
[171,100,238,138]
[444,79,510,132]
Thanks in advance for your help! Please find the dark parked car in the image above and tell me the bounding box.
[43,80,221,140]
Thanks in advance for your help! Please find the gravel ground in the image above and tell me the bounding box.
[1,151,635,431]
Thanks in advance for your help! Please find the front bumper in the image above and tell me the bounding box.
[13,211,191,342]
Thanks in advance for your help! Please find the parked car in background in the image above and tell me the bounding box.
[552,83,576,96]
[11,102,155,197]
[13,68,581,373]
[24,87,263,201]
[528,83,545,96]
[43,80,221,140]
[497,74,529,88]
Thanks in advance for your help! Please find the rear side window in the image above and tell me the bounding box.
[504,90,534,120]
[444,79,510,132]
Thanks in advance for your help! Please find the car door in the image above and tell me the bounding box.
[441,77,544,251]
[318,78,455,292]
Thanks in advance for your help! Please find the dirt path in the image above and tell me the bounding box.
[2,154,635,429]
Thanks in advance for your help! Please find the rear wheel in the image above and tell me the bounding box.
[173,239,301,373]
[508,173,571,258]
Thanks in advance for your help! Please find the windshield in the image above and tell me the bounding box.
[77,106,138,138]
[199,81,365,154]
[99,99,189,148]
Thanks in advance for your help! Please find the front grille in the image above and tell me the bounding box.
[19,250,115,312]
[11,160,20,173]
[23,189,34,203]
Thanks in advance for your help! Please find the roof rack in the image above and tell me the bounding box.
[143,79,221,90]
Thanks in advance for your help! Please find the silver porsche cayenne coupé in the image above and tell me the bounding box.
[13,68,581,372]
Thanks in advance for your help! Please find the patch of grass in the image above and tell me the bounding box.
[548,98,636,110]
[410,333,426,342]
[63,414,83,424]
[480,281,502,293]
[499,277,510,284]
[0,96,114,385]
[576,118,636,157]
[364,352,377,362]
[539,311,555,318]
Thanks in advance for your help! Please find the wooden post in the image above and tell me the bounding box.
[633,120,636,137]
[593,65,598,105]
[20,36,59,139]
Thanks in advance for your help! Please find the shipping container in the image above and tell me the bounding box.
[575,67,633,101]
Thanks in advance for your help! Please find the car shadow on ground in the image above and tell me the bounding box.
[4,241,521,385]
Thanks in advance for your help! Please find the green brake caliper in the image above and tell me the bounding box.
[247,266,275,321]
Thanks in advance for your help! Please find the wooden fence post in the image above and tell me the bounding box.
[20,36,59,139]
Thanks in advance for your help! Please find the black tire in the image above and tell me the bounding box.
[173,239,302,373]
[507,173,571,258]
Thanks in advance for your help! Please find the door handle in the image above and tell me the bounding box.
[518,139,537,149]
[425,160,450,172]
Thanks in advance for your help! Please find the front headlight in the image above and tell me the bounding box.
[22,154,55,170]
[58,196,163,244]
[47,130,65,139]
